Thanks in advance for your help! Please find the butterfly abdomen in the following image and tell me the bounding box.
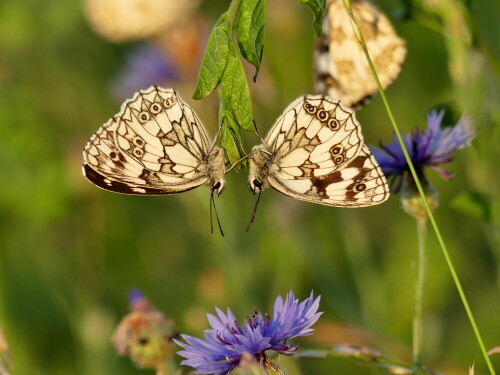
[205,147,226,195]
[248,145,275,193]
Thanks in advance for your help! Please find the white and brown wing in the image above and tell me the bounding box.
[269,145,389,207]
[249,94,389,207]
[83,86,222,195]
[314,0,406,109]
[265,95,364,178]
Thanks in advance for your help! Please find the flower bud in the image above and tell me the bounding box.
[112,291,175,370]
[401,180,439,220]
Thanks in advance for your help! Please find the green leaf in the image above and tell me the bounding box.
[297,0,326,37]
[394,0,415,21]
[193,13,230,100]
[236,0,266,80]
[219,93,245,166]
[450,191,492,221]
[221,41,254,131]
[220,113,243,166]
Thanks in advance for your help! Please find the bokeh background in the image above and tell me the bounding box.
[0,0,499,374]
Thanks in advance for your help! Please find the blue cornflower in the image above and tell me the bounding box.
[175,291,322,375]
[370,110,475,192]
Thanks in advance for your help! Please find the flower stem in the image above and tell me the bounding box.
[341,2,495,374]
[413,216,428,373]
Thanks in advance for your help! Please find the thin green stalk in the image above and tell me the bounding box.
[341,2,495,374]
[413,216,428,373]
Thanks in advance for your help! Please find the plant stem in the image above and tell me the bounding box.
[413,216,428,373]
[341,2,495,374]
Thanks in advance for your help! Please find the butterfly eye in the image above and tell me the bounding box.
[330,145,343,155]
[328,118,339,129]
[163,97,176,108]
[140,169,150,179]
[150,103,162,114]
[109,151,120,161]
[133,136,144,147]
[253,179,262,189]
[317,109,329,121]
[304,102,317,115]
[355,183,367,192]
[138,111,150,123]
[133,147,144,158]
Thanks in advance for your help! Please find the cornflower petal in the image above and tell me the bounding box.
[371,109,475,191]
[268,291,322,345]
[431,114,475,164]
[176,291,322,375]
[427,109,445,131]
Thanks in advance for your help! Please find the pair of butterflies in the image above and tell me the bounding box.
[82,86,389,213]
[82,0,407,218]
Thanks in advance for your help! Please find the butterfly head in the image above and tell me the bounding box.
[211,180,225,195]
[249,178,263,194]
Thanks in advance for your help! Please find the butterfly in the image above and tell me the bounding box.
[85,0,198,43]
[247,94,389,209]
[314,0,407,109]
[82,86,226,197]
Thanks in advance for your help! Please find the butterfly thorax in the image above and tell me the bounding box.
[248,144,276,193]
[206,147,226,195]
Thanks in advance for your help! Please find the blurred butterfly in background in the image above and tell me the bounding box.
[82,86,227,233]
[246,94,390,228]
[314,0,407,109]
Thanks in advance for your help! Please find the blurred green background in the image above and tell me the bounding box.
[0,0,499,374]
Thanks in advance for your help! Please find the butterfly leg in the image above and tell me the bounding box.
[208,120,224,154]
[224,151,255,174]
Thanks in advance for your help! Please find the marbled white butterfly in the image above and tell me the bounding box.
[314,0,406,109]
[248,94,389,207]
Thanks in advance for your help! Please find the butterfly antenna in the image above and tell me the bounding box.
[210,189,225,236]
[245,190,261,232]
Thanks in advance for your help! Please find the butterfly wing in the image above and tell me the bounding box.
[264,95,389,207]
[268,145,389,207]
[314,0,406,109]
[83,86,214,195]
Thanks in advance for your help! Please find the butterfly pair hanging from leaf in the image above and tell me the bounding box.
[82,86,389,233]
